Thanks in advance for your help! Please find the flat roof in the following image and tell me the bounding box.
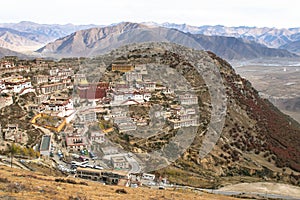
[40,135,51,151]
[76,167,129,176]
[111,156,127,163]
[66,136,87,146]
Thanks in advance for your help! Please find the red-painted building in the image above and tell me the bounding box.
[77,82,109,100]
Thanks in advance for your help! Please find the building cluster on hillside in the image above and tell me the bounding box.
[0,56,30,74]
[0,57,59,75]
[0,56,81,145]
[0,75,33,94]
[0,58,74,95]
[0,58,200,186]
[0,58,200,136]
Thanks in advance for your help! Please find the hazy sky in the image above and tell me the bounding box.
[1,0,299,28]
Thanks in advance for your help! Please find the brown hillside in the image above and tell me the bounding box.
[87,43,300,187]
[0,166,240,200]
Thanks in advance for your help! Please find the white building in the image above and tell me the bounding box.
[112,113,137,133]
[90,131,105,144]
[32,75,48,85]
[125,72,143,82]
[179,107,197,115]
[40,83,67,94]
[66,134,88,151]
[179,94,198,105]
[58,68,74,77]
[43,97,74,117]
[0,80,5,91]
[0,61,15,68]
[49,68,59,76]
[111,91,151,106]
[117,122,137,132]
[5,77,32,93]
[169,118,198,129]
[142,173,155,181]
[142,81,156,91]
[111,156,129,169]
[133,92,143,102]
[143,92,151,101]
[110,107,128,118]
[77,109,97,123]
[49,68,74,77]
[49,76,66,83]
[168,106,199,129]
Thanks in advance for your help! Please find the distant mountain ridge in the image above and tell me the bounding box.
[0,27,44,52]
[0,47,28,58]
[192,34,296,60]
[0,21,99,41]
[36,22,296,59]
[0,21,99,52]
[280,40,300,54]
[155,22,300,53]
[36,22,204,57]
[1,21,300,57]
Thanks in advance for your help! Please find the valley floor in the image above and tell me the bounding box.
[235,64,300,123]
[217,182,300,199]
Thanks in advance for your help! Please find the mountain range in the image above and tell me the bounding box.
[36,22,296,59]
[0,21,98,52]
[0,21,299,193]
[0,47,27,58]
[156,22,300,51]
[281,40,300,54]
[0,21,300,59]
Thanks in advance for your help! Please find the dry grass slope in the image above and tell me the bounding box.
[0,166,242,200]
